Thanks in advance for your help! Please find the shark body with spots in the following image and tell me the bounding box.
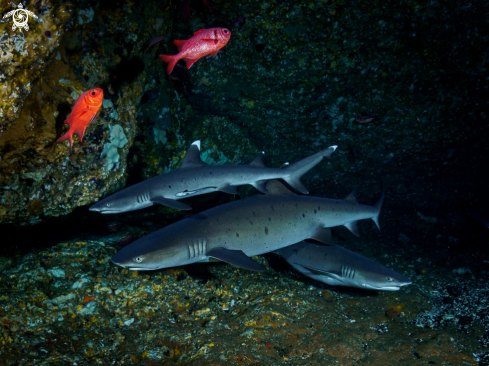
[111,180,384,272]
[274,242,411,291]
[90,141,337,213]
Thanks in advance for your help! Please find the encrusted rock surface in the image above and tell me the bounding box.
[0,234,484,365]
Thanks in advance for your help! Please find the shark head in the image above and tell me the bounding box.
[307,265,412,291]
[111,229,193,271]
[356,269,412,291]
[89,190,153,214]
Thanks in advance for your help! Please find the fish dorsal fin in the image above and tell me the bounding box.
[344,187,359,203]
[265,180,296,196]
[309,228,333,245]
[174,40,187,52]
[180,140,206,169]
[193,29,205,35]
[249,151,266,167]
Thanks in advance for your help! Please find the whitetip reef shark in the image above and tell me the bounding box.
[274,242,412,291]
[90,141,337,213]
[111,180,384,272]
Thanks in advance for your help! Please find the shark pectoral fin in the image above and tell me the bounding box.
[180,140,206,169]
[299,264,341,278]
[206,247,266,272]
[151,197,192,210]
[219,185,238,195]
[253,181,268,194]
[310,227,333,245]
[249,152,266,167]
[344,221,360,236]
[265,180,297,196]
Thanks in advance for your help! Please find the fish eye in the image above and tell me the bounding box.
[106,203,111,207]
[386,277,393,282]
[223,29,228,34]
[134,257,143,263]
[91,91,96,96]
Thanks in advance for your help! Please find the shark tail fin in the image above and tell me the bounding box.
[372,178,385,231]
[282,145,338,194]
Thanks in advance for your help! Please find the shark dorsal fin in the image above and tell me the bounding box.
[265,180,296,196]
[344,187,359,203]
[249,152,266,167]
[181,140,206,169]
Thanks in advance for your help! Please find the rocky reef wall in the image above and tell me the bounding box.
[0,0,488,226]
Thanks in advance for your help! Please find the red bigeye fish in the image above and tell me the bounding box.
[57,88,104,151]
[159,28,231,75]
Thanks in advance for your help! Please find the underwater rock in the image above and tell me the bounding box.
[0,1,71,127]
[101,124,129,171]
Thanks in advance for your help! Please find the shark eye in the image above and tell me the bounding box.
[386,277,393,282]
[134,257,143,263]
[106,203,111,207]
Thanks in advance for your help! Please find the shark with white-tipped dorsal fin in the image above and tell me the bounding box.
[110,180,384,272]
[90,141,337,213]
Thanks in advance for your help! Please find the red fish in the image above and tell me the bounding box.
[159,28,231,75]
[57,88,104,151]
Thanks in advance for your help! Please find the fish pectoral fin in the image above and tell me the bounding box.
[206,247,266,272]
[150,197,192,210]
[299,264,341,278]
[252,181,268,194]
[219,185,238,195]
[265,180,297,196]
[344,221,360,237]
[180,140,206,168]
[208,50,219,58]
[201,38,219,45]
[309,228,333,245]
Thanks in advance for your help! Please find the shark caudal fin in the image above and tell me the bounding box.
[282,145,337,194]
[372,178,385,231]
[159,55,178,75]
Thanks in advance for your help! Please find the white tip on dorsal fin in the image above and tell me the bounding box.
[330,145,338,151]
[262,151,265,155]
[181,140,205,169]
[249,152,267,168]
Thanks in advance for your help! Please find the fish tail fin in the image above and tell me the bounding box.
[56,129,73,151]
[282,145,338,194]
[159,55,178,75]
[372,178,385,231]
